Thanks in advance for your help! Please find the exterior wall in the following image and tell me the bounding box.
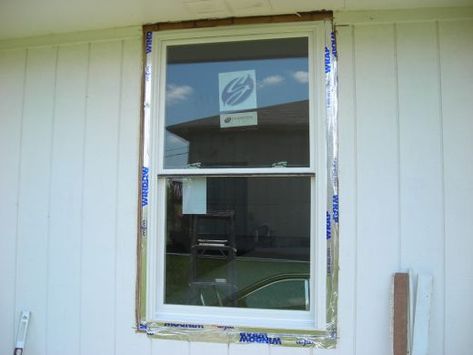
[0,8,472,355]
[336,13,473,355]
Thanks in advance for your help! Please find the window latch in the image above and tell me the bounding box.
[272,161,288,168]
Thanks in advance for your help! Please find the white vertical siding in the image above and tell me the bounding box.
[80,40,122,355]
[47,43,88,355]
[336,24,357,355]
[438,19,473,355]
[353,23,401,355]
[0,12,472,355]
[16,46,58,355]
[151,339,189,355]
[336,16,473,355]
[396,21,445,355]
[0,31,153,355]
[0,48,27,355]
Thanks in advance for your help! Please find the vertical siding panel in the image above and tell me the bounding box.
[229,343,267,355]
[439,19,473,355]
[0,48,27,355]
[334,24,357,355]
[46,43,89,355]
[15,46,58,355]
[115,38,152,354]
[353,24,400,355]
[81,40,122,355]
[270,345,310,355]
[193,342,229,355]
[396,21,445,355]
[151,339,189,355]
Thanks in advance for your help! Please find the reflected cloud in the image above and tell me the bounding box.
[292,71,309,84]
[166,84,194,105]
[258,75,284,88]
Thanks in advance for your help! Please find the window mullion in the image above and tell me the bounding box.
[156,168,316,177]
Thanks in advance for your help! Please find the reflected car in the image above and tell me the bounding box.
[195,273,310,310]
[234,272,310,310]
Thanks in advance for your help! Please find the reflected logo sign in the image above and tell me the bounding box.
[219,70,257,112]
[222,75,254,106]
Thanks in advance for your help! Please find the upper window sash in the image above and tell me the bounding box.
[153,31,319,175]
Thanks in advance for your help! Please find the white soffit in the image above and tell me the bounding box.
[226,0,272,16]
[344,0,473,10]
[0,0,471,40]
[184,0,229,18]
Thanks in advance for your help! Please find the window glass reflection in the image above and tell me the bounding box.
[164,176,310,310]
[164,38,310,169]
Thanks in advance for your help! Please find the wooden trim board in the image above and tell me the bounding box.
[393,273,410,355]
[143,11,332,33]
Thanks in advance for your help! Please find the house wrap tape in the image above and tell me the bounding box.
[136,21,340,348]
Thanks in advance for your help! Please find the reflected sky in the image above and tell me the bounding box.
[165,57,309,125]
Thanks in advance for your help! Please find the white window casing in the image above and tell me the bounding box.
[140,20,333,339]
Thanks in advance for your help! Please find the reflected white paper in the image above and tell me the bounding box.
[182,177,207,214]
[220,111,258,128]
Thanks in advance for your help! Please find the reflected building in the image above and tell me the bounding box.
[165,100,311,262]
[166,99,309,169]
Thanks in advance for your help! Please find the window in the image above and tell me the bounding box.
[140,21,332,335]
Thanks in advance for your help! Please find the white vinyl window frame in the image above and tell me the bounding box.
[145,21,328,331]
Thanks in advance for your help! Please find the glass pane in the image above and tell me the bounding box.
[164,38,310,169]
[241,279,308,310]
[164,176,310,310]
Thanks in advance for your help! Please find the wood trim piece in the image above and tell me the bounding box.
[393,273,410,355]
[143,11,332,33]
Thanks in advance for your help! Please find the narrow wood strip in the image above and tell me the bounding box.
[393,273,409,355]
